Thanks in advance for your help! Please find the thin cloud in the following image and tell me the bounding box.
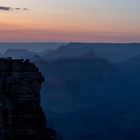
[23,8,28,11]
[0,6,29,11]
[0,6,12,11]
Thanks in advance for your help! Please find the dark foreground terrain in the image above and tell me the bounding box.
[0,58,56,140]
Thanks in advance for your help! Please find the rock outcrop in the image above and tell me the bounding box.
[0,58,56,140]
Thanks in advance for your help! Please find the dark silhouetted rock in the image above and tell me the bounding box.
[0,58,56,140]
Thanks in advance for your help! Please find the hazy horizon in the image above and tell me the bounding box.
[0,42,140,52]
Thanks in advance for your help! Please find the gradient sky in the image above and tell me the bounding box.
[0,0,140,42]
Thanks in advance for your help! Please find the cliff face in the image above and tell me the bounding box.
[0,58,56,140]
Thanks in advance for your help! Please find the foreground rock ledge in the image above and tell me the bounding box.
[0,58,56,140]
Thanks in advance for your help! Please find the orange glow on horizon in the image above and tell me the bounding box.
[0,0,140,42]
[0,28,139,43]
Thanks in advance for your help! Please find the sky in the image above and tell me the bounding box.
[0,0,140,42]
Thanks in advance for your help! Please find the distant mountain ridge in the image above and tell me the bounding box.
[1,43,140,63]
[0,42,66,53]
[43,43,140,63]
[4,48,36,59]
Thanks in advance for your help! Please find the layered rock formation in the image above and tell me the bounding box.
[0,58,56,140]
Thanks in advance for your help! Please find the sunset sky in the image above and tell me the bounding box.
[0,0,140,42]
